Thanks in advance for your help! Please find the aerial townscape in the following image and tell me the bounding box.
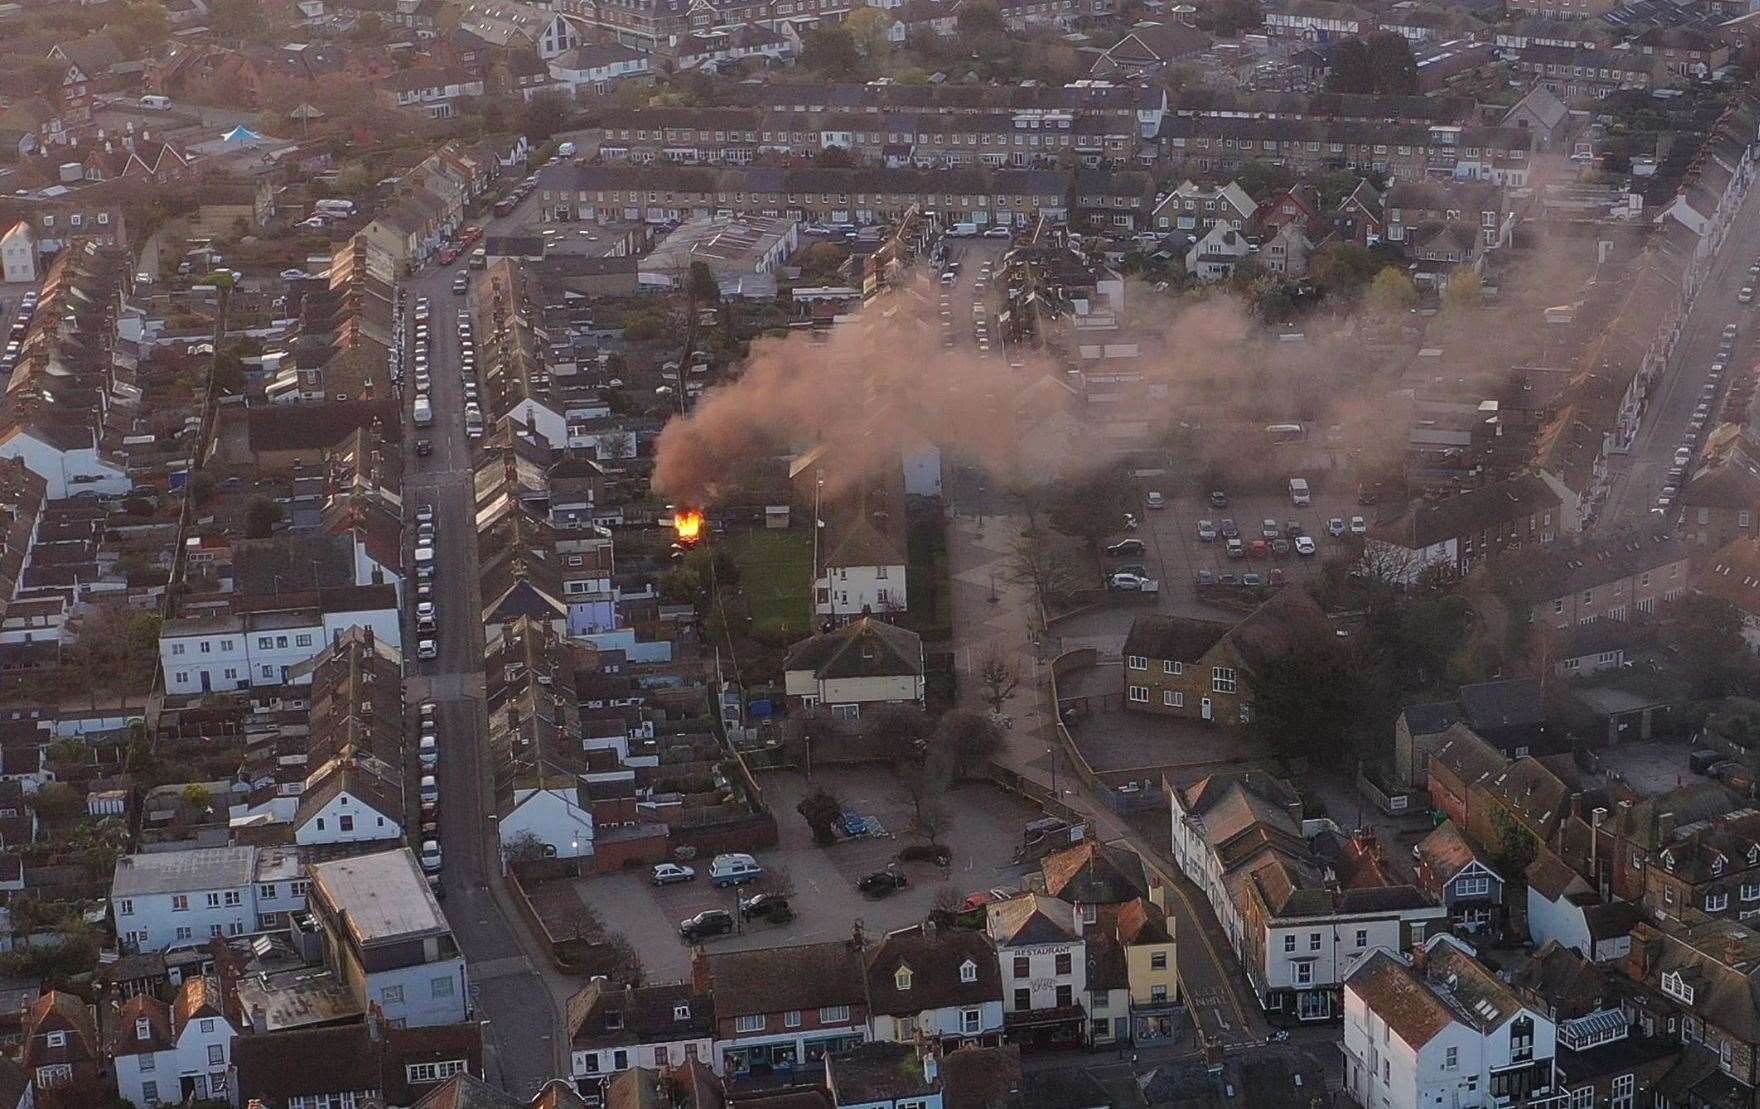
[4,0,1760,1106]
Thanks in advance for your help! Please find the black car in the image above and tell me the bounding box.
[679,909,735,941]
[738,892,791,922]
[415,438,433,457]
[858,870,908,897]
[1209,490,1229,508]
[1104,539,1145,558]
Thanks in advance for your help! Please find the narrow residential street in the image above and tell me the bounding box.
[1603,180,1760,524]
[399,192,566,1097]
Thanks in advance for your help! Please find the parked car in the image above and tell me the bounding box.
[1197,520,1217,542]
[651,863,696,886]
[738,892,792,921]
[1105,539,1145,557]
[1295,536,1317,556]
[1109,572,1149,591]
[1350,516,1368,536]
[858,870,908,897]
[1328,518,1347,537]
[1209,490,1229,508]
[679,909,735,941]
[420,841,442,873]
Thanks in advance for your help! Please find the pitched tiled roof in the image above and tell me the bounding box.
[700,940,867,1018]
[783,617,922,680]
[864,924,1001,1017]
[1040,841,1149,905]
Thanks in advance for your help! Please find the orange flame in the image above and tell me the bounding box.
[674,510,704,543]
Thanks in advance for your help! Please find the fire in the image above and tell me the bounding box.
[674,510,704,543]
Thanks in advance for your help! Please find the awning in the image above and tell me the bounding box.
[1004,1005,1087,1029]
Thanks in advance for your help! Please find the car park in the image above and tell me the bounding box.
[1242,572,1264,587]
[651,863,696,885]
[679,910,735,941]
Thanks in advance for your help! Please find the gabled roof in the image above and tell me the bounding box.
[1122,613,1229,662]
[986,893,1079,947]
[865,924,1001,1017]
[699,940,867,1018]
[1414,819,1495,885]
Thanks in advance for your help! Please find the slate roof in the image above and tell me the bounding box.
[865,924,1001,1016]
[1122,614,1229,662]
[783,617,923,680]
[1414,820,1491,885]
[700,940,867,1018]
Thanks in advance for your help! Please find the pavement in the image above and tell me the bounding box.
[398,186,567,1097]
[1603,178,1760,523]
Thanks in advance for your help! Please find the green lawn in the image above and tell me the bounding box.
[729,528,814,641]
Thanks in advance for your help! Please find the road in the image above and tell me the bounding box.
[400,200,562,1096]
[1603,180,1760,523]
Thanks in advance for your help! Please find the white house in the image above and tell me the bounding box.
[865,924,1005,1048]
[0,419,129,499]
[112,977,237,1108]
[1151,180,1256,232]
[1168,771,1444,1022]
[291,758,404,847]
[1185,224,1251,282]
[566,981,717,1084]
[158,588,401,695]
[1342,937,1560,1109]
[307,849,469,1028]
[986,894,1089,1051]
[497,784,595,860]
[548,43,650,94]
[0,222,35,285]
[1525,849,1635,963]
[782,617,925,718]
[813,494,907,621]
[110,846,308,953]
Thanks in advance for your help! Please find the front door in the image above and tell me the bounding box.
[1200,697,1212,721]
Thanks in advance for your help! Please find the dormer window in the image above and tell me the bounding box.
[135,1017,151,1041]
[45,1032,64,1049]
[673,1004,690,1021]
[603,1011,623,1030]
[1662,850,1675,871]
[960,960,978,983]
[1662,971,1695,1005]
[895,965,912,991]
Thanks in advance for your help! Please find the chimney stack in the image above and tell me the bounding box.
[1658,812,1678,843]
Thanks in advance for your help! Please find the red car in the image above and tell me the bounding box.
[438,246,460,265]
[460,225,484,245]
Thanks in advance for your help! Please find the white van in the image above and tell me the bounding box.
[413,395,433,427]
[315,199,356,217]
[139,94,171,111]
[709,853,764,887]
[419,735,439,768]
[1288,478,1311,506]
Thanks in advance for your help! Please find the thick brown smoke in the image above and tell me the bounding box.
[652,196,1605,509]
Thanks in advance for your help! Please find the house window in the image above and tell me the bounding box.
[960,1008,981,1033]
[1708,893,1729,912]
[960,960,978,983]
[1014,955,1030,977]
[1294,963,1313,985]
[1151,952,1168,969]
[141,1081,158,1103]
[1165,691,1184,707]
[171,895,188,912]
[1284,935,1295,952]
[785,1010,802,1028]
[117,898,133,915]
[1128,655,1148,670]
[1212,667,1237,693]
[1013,988,1030,1010]
[1356,929,1368,947]
[1310,932,1321,951]
[207,1044,224,1066]
[895,967,912,990]
[1456,875,1490,897]
[382,985,404,1004]
[819,1005,849,1023]
[1164,660,1182,675]
[407,1060,468,1084]
[1445,1046,1458,1070]
[45,1032,64,1049]
[1128,685,1149,703]
[1055,953,1072,975]
[735,1015,764,1033]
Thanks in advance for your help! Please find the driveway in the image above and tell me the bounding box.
[585,767,1041,984]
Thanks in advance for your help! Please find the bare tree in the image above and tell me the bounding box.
[899,763,952,848]
[1007,535,1079,604]
[598,933,645,987]
[754,863,796,900]
[978,652,1020,713]
[932,883,963,916]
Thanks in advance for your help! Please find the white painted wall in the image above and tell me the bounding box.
[293,789,401,846]
[499,787,595,858]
